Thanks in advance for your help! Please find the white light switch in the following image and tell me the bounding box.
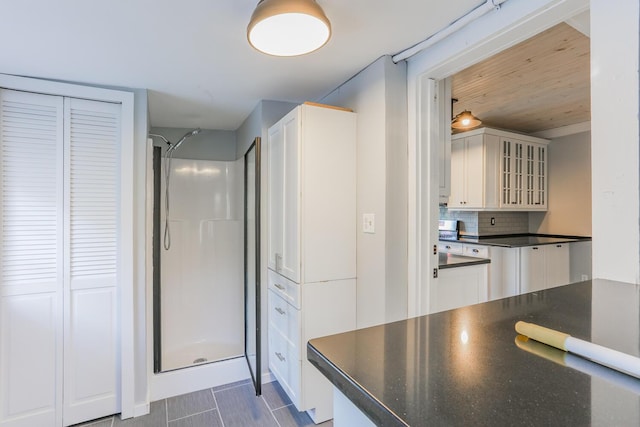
[363,213,375,233]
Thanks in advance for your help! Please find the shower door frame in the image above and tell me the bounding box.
[244,137,262,395]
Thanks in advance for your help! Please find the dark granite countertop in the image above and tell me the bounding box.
[307,280,640,426]
[441,233,592,248]
[438,252,490,269]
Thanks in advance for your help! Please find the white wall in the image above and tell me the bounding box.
[320,56,408,328]
[529,131,591,236]
[590,0,640,283]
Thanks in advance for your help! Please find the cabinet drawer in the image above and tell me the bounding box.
[268,327,301,407]
[268,289,300,349]
[268,269,301,309]
[438,242,463,254]
[463,244,489,258]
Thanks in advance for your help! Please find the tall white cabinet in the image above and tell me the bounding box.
[267,104,356,423]
[0,88,127,426]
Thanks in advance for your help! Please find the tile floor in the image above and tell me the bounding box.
[74,379,333,427]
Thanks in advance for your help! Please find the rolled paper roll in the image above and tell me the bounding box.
[515,335,640,395]
[515,321,640,379]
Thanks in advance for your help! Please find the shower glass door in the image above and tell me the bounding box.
[244,137,261,395]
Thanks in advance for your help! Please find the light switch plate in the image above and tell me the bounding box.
[363,213,375,233]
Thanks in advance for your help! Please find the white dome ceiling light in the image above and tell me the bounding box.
[247,0,332,57]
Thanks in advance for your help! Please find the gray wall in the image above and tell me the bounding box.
[320,55,408,328]
[236,100,295,158]
[150,127,237,161]
[529,131,591,236]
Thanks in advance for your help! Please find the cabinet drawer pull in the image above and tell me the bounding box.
[532,247,539,250]
[275,307,285,315]
[556,244,562,248]
[472,249,479,253]
[275,352,286,362]
[445,245,451,249]
[274,283,285,291]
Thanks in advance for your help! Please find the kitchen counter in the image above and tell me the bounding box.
[442,233,591,248]
[438,252,490,269]
[307,280,640,426]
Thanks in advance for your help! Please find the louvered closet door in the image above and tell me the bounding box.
[63,98,120,426]
[0,89,64,427]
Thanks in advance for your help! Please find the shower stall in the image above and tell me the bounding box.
[150,129,261,384]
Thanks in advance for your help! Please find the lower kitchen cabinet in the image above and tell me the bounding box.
[520,244,570,293]
[486,246,520,300]
[454,243,519,301]
[440,240,583,301]
[268,269,356,423]
[431,264,488,313]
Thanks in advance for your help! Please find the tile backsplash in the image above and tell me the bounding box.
[440,207,528,236]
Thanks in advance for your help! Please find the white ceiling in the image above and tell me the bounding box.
[0,0,481,130]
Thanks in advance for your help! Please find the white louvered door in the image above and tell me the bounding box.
[63,98,120,426]
[0,89,64,427]
[0,89,122,427]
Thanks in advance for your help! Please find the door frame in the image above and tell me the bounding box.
[406,0,589,317]
[244,137,262,395]
[0,73,136,419]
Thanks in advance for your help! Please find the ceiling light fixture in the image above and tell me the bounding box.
[451,110,482,130]
[247,0,331,57]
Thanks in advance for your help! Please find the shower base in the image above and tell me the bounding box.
[162,340,243,372]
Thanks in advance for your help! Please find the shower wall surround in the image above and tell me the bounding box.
[439,207,529,236]
[160,157,244,371]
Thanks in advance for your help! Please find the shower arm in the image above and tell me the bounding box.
[149,128,202,152]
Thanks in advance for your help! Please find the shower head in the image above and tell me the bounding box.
[171,128,202,151]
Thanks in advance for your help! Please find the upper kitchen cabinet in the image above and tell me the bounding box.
[449,127,549,211]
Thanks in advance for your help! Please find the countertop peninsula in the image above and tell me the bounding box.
[307,280,640,426]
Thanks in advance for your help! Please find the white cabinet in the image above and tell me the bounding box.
[438,242,463,255]
[545,244,571,287]
[520,244,570,293]
[0,89,127,426]
[486,247,520,300]
[267,103,356,423]
[449,127,548,211]
[462,244,519,301]
[431,264,488,313]
[449,134,499,209]
[500,136,548,210]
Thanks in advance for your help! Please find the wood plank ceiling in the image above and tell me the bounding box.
[451,22,590,134]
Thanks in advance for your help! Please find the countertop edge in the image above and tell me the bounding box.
[306,341,407,427]
[440,233,592,248]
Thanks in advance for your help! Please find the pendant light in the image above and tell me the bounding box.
[247,0,331,56]
[451,110,482,130]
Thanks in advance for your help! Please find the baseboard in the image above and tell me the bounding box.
[133,402,150,417]
[261,371,275,384]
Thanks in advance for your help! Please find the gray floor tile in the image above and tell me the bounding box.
[167,389,216,421]
[261,380,292,410]
[211,378,252,392]
[168,409,223,427]
[114,399,167,427]
[73,417,114,427]
[272,405,318,427]
[215,383,278,427]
